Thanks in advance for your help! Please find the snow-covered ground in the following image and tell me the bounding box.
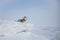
[32,26,60,40]
[0,19,60,40]
[0,32,50,40]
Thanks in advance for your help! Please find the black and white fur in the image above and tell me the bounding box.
[17,16,27,23]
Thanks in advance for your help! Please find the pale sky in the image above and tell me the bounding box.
[0,0,59,26]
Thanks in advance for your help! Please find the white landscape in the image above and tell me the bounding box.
[0,0,59,40]
[0,19,60,40]
[0,19,50,40]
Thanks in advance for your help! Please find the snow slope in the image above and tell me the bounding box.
[32,26,60,40]
[0,19,59,40]
[0,32,50,40]
[0,19,33,36]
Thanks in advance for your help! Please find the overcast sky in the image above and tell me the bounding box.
[0,0,59,26]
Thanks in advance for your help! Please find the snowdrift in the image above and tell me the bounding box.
[0,19,50,40]
[0,19,33,36]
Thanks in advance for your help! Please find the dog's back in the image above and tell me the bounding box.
[17,16,27,23]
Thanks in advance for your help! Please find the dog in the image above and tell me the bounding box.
[17,16,27,23]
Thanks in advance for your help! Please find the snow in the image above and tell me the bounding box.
[0,19,33,36]
[32,26,60,40]
[0,19,60,40]
[0,32,50,40]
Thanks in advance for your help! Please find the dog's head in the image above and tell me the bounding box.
[23,16,27,21]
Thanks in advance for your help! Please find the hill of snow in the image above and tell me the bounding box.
[0,19,60,40]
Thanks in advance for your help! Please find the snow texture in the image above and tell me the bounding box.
[0,19,33,36]
[0,19,60,40]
